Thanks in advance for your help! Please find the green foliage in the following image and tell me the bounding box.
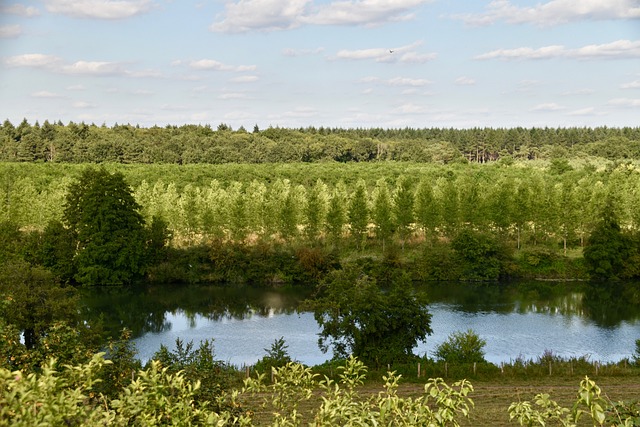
[434,329,487,364]
[583,201,633,281]
[253,337,293,374]
[244,355,475,426]
[151,338,241,411]
[306,265,432,366]
[509,376,640,427]
[64,167,148,285]
[451,229,511,281]
[0,260,78,350]
[0,354,112,427]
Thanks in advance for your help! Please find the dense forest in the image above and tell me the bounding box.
[3,120,640,283]
[2,119,640,164]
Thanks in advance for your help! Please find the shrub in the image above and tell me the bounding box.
[434,329,487,364]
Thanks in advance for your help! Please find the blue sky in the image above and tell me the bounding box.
[1,0,639,129]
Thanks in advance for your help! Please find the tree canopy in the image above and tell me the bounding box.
[63,168,149,285]
[305,266,432,366]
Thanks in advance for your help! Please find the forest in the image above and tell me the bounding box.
[2,119,640,164]
[3,121,640,284]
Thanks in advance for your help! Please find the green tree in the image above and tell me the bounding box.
[371,179,394,250]
[325,183,348,244]
[306,266,432,366]
[392,175,414,249]
[64,168,148,285]
[348,180,369,249]
[414,178,439,243]
[583,200,633,281]
[304,180,328,242]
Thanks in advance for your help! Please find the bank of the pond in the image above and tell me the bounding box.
[146,239,588,286]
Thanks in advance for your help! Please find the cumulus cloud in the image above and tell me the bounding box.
[333,40,435,63]
[4,53,62,69]
[454,0,640,27]
[568,107,598,116]
[4,53,162,77]
[282,47,325,57]
[300,0,429,26]
[210,0,432,32]
[0,25,22,38]
[476,39,640,60]
[31,91,63,98]
[44,0,153,19]
[531,103,566,111]
[455,76,476,85]
[360,76,432,87]
[229,75,259,83]
[211,0,309,32]
[608,98,640,107]
[1,4,40,16]
[621,80,640,89]
[189,59,257,72]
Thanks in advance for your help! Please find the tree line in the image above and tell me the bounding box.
[3,161,640,254]
[2,119,640,164]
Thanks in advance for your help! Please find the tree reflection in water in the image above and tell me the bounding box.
[78,284,312,339]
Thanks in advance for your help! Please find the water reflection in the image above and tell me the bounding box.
[79,284,312,338]
[78,281,640,365]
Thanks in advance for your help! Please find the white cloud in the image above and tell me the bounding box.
[455,76,475,85]
[394,103,427,114]
[229,75,259,83]
[31,91,63,98]
[61,61,126,75]
[4,53,163,77]
[387,77,431,86]
[4,53,62,69]
[333,40,435,63]
[621,80,640,89]
[282,47,325,57]
[359,76,432,87]
[189,59,256,72]
[1,4,40,17]
[210,0,432,32]
[44,0,153,19]
[531,103,566,111]
[561,88,595,95]
[568,107,598,116]
[218,92,249,99]
[211,0,309,32]
[73,101,96,108]
[455,0,640,27]
[0,25,22,38]
[608,98,640,107]
[476,39,640,60]
[300,0,430,26]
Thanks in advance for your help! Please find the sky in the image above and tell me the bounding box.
[0,0,639,129]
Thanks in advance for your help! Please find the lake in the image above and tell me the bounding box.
[79,281,640,367]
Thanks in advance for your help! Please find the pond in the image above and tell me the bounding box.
[79,281,640,367]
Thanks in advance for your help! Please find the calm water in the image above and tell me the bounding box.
[79,281,640,366]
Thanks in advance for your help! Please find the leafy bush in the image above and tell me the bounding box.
[434,330,487,364]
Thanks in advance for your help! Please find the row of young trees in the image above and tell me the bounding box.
[2,119,640,164]
[4,162,640,254]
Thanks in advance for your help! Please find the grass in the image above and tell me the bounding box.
[241,375,640,426]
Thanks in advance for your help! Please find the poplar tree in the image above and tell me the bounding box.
[348,180,369,249]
